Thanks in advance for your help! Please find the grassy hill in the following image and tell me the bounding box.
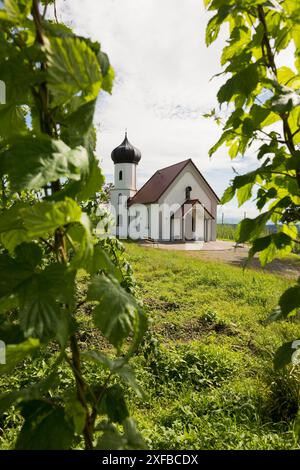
[125,243,300,449]
[1,242,300,449]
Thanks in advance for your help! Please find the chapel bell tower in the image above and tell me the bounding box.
[110,132,141,228]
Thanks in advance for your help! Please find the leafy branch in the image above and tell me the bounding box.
[0,0,146,450]
[204,0,300,435]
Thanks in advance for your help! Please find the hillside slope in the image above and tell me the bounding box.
[125,243,300,449]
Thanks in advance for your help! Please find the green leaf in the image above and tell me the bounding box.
[15,400,75,450]
[249,235,272,254]
[87,274,140,349]
[208,130,233,157]
[99,384,129,424]
[102,66,115,94]
[221,185,235,204]
[21,198,82,238]
[237,212,271,243]
[91,245,122,280]
[14,243,42,271]
[221,28,251,66]
[277,66,297,86]
[47,36,102,108]
[0,338,40,375]
[97,418,146,450]
[217,64,259,104]
[237,183,254,206]
[270,85,300,113]
[65,399,86,435]
[0,228,31,255]
[60,100,96,149]
[250,232,293,266]
[0,294,18,314]
[0,203,32,253]
[123,418,146,449]
[0,252,35,299]
[82,351,145,399]
[260,111,281,127]
[0,322,24,345]
[205,14,220,46]
[4,0,32,23]
[274,340,300,370]
[279,284,300,316]
[58,154,104,202]
[96,422,127,450]
[67,213,94,270]
[76,156,104,200]
[0,104,27,139]
[249,104,270,128]
[18,264,75,343]
[116,363,145,399]
[0,136,89,191]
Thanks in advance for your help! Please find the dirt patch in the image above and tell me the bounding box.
[144,297,180,312]
[157,317,239,341]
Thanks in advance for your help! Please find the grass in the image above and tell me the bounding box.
[217,223,300,255]
[125,242,300,449]
[216,224,238,241]
[1,241,300,449]
[216,223,273,241]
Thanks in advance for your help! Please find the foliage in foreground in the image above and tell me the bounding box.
[0,0,147,449]
[2,243,300,449]
[204,0,300,426]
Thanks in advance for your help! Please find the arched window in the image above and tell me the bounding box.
[192,213,195,232]
[118,193,122,204]
[117,214,123,227]
[185,186,192,200]
[119,170,123,181]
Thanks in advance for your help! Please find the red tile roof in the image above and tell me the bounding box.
[128,158,219,206]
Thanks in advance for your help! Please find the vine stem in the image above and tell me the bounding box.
[70,336,94,450]
[257,5,300,188]
[31,0,94,450]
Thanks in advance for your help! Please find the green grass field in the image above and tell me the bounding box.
[1,242,300,449]
[217,224,300,254]
[125,243,300,449]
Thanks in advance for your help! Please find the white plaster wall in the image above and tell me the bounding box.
[158,163,218,241]
[195,205,205,241]
[128,203,149,239]
[207,219,211,241]
[160,165,214,213]
[111,161,218,242]
[114,163,137,190]
[110,189,136,211]
[172,218,182,240]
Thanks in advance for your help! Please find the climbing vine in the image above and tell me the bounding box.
[0,0,147,449]
[204,0,300,432]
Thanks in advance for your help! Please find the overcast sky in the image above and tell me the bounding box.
[55,0,288,222]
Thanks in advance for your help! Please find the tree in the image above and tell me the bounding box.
[0,0,147,449]
[204,0,300,434]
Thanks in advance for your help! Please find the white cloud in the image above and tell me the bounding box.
[55,0,294,222]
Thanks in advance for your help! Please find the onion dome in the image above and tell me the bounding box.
[111,132,141,164]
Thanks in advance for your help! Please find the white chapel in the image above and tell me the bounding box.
[110,133,219,242]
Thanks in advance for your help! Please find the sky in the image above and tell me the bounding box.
[54,0,289,223]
